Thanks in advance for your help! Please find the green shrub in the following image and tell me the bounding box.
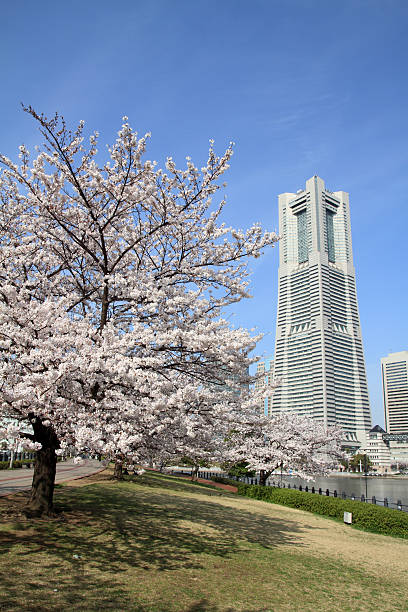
[235,483,408,538]
[0,459,34,469]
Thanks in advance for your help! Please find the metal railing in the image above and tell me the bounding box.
[0,451,36,463]
[172,470,408,513]
[266,479,407,513]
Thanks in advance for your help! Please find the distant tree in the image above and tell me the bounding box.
[227,412,343,486]
[0,420,41,469]
[221,460,256,480]
[178,456,211,480]
[340,457,349,471]
[349,453,372,472]
[391,462,408,473]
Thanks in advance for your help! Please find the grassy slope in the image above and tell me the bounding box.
[0,470,407,612]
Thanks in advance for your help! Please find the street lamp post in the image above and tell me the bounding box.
[363,455,368,501]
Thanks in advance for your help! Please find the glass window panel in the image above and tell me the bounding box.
[326,209,335,262]
[297,210,308,263]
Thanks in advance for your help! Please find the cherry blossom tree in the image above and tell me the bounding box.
[227,412,344,486]
[0,106,278,515]
[102,374,248,479]
[157,407,230,481]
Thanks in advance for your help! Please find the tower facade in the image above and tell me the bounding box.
[255,358,275,416]
[271,176,371,443]
[382,351,408,434]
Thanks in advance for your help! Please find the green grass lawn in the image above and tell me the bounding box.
[1,470,407,611]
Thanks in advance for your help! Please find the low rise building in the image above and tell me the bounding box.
[385,435,408,468]
[361,425,391,472]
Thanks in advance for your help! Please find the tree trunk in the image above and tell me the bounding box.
[114,461,124,480]
[26,446,57,516]
[24,418,60,517]
[191,466,199,481]
[259,469,271,486]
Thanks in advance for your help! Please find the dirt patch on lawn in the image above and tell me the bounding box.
[174,474,238,493]
[62,466,112,487]
[0,490,30,521]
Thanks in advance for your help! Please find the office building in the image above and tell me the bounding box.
[382,351,408,434]
[271,176,371,445]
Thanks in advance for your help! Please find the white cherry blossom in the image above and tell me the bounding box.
[0,106,278,514]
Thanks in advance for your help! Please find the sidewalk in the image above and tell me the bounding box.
[0,459,105,497]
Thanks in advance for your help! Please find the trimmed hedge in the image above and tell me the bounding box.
[0,459,34,470]
[211,476,408,538]
[0,457,64,469]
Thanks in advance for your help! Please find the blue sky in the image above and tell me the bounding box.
[2,0,407,426]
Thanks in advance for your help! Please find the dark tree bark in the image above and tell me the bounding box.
[24,417,60,517]
[191,465,199,481]
[114,460,124,480]
[259,469,271,486]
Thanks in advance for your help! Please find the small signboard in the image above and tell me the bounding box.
[343,511,352,524]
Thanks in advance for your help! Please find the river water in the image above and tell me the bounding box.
[272,473,408,507]
[174,466,408,509]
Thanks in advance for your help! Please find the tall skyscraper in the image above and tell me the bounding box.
[271,176,371,445]
[382,351,408,434]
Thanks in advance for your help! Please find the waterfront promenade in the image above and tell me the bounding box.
[282,473,408,506]
[172,466,408,508]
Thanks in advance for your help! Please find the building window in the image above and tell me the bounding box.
[297,210,308,263]
[326,209,335,262]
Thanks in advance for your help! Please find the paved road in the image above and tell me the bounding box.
[0,459,105,497]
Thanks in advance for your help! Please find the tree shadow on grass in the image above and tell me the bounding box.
[183,603,271,612]
[0,569,133,612]
[0,474,314,610]
[183,600,234,612]
[137,599,274,612]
